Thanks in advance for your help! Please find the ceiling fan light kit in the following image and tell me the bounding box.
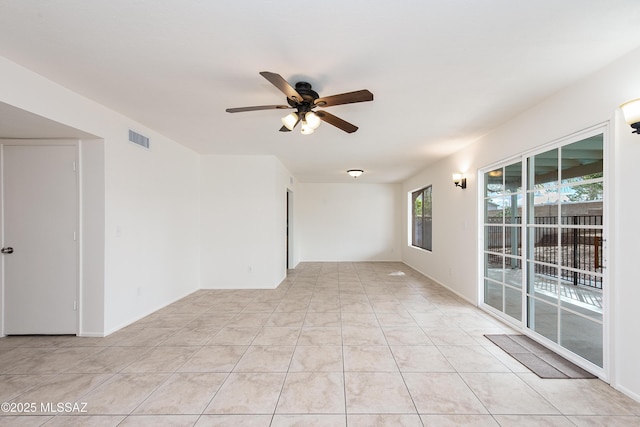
[226,71,373,134]
[281,112,299,131]
[304,111,321,129]
[301,120,315,135]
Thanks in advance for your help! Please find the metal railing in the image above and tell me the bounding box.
[486,215,603,290]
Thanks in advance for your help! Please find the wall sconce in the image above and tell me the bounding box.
[620,98,640,134]
[347,169,364,178]
[452,173,466,189]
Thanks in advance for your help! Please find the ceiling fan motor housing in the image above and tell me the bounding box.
[287,82,319,112]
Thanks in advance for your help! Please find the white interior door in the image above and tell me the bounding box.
[2,144,78,335]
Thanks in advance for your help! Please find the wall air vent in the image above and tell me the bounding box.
[128,129,150,149]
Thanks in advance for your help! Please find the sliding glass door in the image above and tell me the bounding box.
[483,162,524,323]
[482,129,605,371]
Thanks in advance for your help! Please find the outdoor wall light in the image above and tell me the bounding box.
[453,173,467,189]
[347,169,364,178]
[620,98,640,134]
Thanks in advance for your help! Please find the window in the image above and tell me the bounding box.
[411,186,432,251]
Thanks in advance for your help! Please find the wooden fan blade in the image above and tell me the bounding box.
[315,111,359,133]
[279,126,291,132]
[226,105,291,113]
[260,71,304,104]
[315,89,373,108]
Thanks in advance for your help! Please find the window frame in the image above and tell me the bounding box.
[411,185,433,251]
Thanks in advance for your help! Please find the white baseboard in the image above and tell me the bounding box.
[101,288,198,337]
[401,261,477,306]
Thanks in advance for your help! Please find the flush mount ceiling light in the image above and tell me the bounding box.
[347,169,364,178]
[620,98,640,134]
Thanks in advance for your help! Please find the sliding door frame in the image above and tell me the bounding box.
[478,123,611,380]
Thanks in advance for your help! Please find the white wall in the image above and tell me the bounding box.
[298,183,401,262]
[402,160,474,301]
[200,155,294,288]
[402,47,640,400]
[104,127,201,333]
[0,56,202,335]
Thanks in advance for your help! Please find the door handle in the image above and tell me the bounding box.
[1,247,14,254]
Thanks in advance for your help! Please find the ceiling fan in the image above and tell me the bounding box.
[225,71,373,134]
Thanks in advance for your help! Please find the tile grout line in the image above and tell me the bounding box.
[339,265,351,425]
[268,267,316,426]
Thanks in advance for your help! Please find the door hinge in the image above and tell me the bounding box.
[73,231,77,241]
[73,161,77,172]
[73,300,77,311]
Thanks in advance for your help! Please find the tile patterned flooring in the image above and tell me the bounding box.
[1,262,639,426]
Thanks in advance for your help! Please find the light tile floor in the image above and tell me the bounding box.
[1,262,639,426]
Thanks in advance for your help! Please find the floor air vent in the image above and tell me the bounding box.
[128,130,150,149]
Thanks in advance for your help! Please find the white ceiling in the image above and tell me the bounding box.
[1,1,640,183]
